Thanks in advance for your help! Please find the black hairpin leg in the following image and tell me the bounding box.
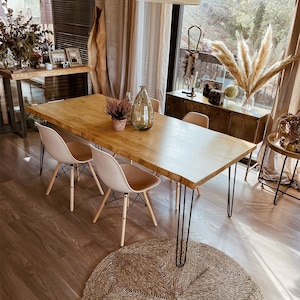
[227,163,237,217]
[273,157,299,205]
[40,141,45,175]
[258,145,299,204]
[176,185,195,267]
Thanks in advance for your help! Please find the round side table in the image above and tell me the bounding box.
[258,133,299,204]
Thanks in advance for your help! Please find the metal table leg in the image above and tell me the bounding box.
[227,163,237,217]
[40,141,45,175]
[176,185,194,267]
[176,163,238,267]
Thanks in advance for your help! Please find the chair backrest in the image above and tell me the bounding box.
[182,112,209,128]
[36,123,77,164]
[90,145,132,193]
[150,98,161,113]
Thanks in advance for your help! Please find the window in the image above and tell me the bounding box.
[175,0,295,109]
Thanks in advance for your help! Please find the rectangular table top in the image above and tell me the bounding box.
[26,93,256,189]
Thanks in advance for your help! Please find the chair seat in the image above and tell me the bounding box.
[121,164,160,191]
[67,142,94,162]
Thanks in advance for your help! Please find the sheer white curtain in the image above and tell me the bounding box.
[89,0,172,110]
[258,0,300,189]
[128,2,172,111]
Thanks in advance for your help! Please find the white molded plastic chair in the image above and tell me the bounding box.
[182,111,209,128]
[150,98,161,114]
[36,123,104,211]
[174,112,210,210]
[90,144,161,247]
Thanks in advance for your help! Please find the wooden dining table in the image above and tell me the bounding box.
[26,93,256,266]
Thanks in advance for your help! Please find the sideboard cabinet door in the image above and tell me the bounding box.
[228,113,268,143]
[165,95,186,119]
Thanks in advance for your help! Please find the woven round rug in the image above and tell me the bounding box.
[82,239,263,299]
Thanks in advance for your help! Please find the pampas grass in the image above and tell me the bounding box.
[209,25,299,99]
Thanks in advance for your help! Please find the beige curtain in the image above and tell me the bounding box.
[88,3,107,95]
[258,0,300,189]
[88,0,172,106]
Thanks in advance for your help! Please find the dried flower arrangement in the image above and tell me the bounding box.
[276,111,300,153]
[0,0,52,69]
[105,97,132,120]
[209,25,299,109]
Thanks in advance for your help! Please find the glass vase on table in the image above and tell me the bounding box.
[131,85,154,130]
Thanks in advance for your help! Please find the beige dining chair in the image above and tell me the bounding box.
[174,111,210,210]
[90,144,161,247]
[36,123,104,212]
[150,98,161,113]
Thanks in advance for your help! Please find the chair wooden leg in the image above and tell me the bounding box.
[176,181,180,211]
[87,162,104,195]
[93,188,111,223]
[142,191,158,226]
[70,165,75,212]
[121,193,129,247]
[46,162,61,195]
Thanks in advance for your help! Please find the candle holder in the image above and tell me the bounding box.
[187,87,196,98]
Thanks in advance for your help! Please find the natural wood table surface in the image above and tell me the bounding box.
[0,65,92,138]
[26,93,256,190]
[0,65,92,80]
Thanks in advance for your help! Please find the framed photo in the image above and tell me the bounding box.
[65,48,82,66]
[204,79,223,91]
[49,50,67,66]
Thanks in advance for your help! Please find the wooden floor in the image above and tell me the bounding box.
[0,128,299,300]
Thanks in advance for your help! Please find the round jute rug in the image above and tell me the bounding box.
[82,239,263,299]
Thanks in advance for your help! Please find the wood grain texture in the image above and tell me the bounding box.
[0,65,92,81]
[26,94,256,189]
[0,130,299,300]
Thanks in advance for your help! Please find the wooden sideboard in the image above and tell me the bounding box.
[165,90,270,144]
[0,65,91,137]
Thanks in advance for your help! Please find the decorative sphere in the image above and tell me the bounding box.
[224,85,239,99]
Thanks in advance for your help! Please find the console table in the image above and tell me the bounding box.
[0,65,91,138]
[165,90,270,179]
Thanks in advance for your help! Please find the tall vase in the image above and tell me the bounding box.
[242,92,255,111]
[131,85,154,130]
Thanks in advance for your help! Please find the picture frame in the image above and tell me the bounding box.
[49,50,67,66]
[65,48,82,66]
[204,79,223,91]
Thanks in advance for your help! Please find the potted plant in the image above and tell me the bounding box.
[105,97,132,131]
[209,25,299,111]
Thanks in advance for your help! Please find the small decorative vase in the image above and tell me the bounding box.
[131,85,154,130]
[112,118,127,131]
[15,59,24,70]
[242,93,255,111]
